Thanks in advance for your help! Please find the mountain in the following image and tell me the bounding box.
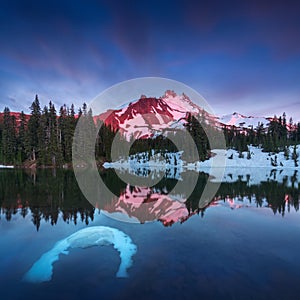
[96,90,217,139]
[218,112,271,129]
[0,111,30,126]
[1,94,293,138]
[103,184,192,226]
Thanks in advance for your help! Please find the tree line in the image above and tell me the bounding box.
[0,95,78,166]
[222,112,300,163]
[1,169,299,230]
[0,94,215,166]
[0,95,300,167]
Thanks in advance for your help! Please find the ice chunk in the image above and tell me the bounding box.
[23,226,137,283]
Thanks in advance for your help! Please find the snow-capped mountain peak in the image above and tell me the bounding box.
[161,90,202,114]
[219,112,270,128]
[97,91,210,140]
[96,90,274,139]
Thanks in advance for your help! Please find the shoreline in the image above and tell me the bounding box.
[1,145,300,170]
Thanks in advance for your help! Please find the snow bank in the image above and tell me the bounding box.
[188,145,299,185]
[104,150,184,180]
[103,146,300,186]
[198,145,300,169]
[104,146,300,171]
[0,165,14,168]
[23,226,137,282]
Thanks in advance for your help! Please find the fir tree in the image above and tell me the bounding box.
[48,102,63,166]
[17,111,27,163]
[38,105,50,165]
[284,146,290,160]
[292,145,298,167]
[27,95,41,161]
[65,104,76,162]
[1,107,17,164]
[247,150,251,160]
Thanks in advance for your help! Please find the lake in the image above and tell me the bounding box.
[0,168,300,299]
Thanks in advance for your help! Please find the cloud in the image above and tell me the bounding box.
[0,0,299,118]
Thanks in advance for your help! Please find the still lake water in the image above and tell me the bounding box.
[0,168,300,299]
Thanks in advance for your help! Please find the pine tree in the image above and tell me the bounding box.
[65,104,76,162]
[73,104,96,165]
[0,115,3,162]
[184,113,210,162]
[48,101,62,166]
[256,123,265,146]
[27,95,41,161]
[58,105,67,162]
[282,112,288,145]
[289,117,293,140]
[284,146,290,160]
[292,145,298,167]
[17,111,27,163]
[38,106,50,165]
[247,150,251,160]
[1,107,17,164]
[247,126,255,145]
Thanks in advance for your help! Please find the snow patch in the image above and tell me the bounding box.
[219,112,269,128]
[104,150,184,180]
[198,145,300,169]
[104,145,300,186]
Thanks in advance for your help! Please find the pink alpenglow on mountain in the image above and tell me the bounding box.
[219,112,271,129]
[95,91,276,139]
[95,90,215,140]
[103,184,191,226]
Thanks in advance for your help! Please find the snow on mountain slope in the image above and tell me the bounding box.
[96,90,215,140]
[103,184,190,226]
[0,92,289,140]
[95,90,280,140]
[219,112,270,128]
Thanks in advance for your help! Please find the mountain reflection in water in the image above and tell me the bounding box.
[0,168,299,230]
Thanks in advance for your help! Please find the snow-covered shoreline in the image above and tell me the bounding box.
[198,145,300,169]
[103,150,183,169]
[103,145,300,185]
[104,145,300,170]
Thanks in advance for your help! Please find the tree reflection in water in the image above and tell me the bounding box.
[0,168,299,230]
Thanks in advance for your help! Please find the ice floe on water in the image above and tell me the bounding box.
[24,226,137,283]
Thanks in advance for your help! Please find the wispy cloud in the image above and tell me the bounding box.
[0,0,299,119]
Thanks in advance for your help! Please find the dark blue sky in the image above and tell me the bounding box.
[0,0,300,120]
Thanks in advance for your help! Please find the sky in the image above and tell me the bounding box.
[0,0,300,120]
